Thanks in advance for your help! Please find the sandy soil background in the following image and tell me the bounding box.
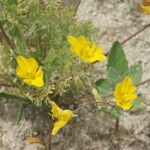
[0,0,150,150]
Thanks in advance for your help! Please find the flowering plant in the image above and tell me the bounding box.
[0,0,149,148]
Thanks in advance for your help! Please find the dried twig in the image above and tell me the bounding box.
[0,82,16,88]
[105,23,150,56]
[48,134,51,150]
[75,0,81,13]
[136,78,150,87]
[114,117,120,143]
[120,23,150,45]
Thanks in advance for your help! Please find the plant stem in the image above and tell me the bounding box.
[0,83,16,87]
[115,117,120,143]
[120,23,150,45]
[48,134,51,150]
[136,78,150,87]
[16,103,26,124]
[0,26,16,50]
[75,0,81,13]
[105,23,150,56]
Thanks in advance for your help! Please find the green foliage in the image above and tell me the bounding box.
[16,103,27,124]
[95,79,112,95]
[127,63,143,85]
[101,107,121,118]
[0,0,93,106]
[107,41,128,88]
[0,92,27,100]
[94,41,130,100]
[74,76,85,90]
[131,94,144,111]
[132,99,142,110]
[107,41,128,75]
[94,41,143,115]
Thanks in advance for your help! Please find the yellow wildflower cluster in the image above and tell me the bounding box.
[16,56,74,135]
[16,56,44,88]
[50,101,74,135]
[114,76,137,110]
[67,35,106,63]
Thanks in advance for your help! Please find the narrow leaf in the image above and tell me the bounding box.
[101,107,121,118]
[0,92,28,101]
[16,103,26,125]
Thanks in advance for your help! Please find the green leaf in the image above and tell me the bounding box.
[8,25,27,51]
[16,103,26,125]
[92,88,102,102]
[7,0,17,5]
[74,76,84,89]
[107,67,122,89]
[107,41,128,76]
[95,79,112,95]
[132,99,142,110]
[0,92,27,101]
[127,63,143,85]
[101,107,121,118]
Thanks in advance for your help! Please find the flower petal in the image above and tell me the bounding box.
[116,101,133,110]
[23,68,44,87]
[50,101,63,118]
[52,119,67,135]
[114,76,137,110]
[27,58,38,74]
[50,101,74,135]
[16,56,44,88]
[16,56,30,78]
[67,35,106,63]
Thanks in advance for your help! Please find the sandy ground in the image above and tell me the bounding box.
[0,0,150,150]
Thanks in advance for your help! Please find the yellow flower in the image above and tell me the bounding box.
[16,56,44,87]
[50,101,74,135]
[141,5,150,14]
[67,35,106,63]
[114,76,137,110]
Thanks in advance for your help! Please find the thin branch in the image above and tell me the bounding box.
[120,23,150,45]
[0,26,16,50]
[52,74,73,85]
[102,93,113,99]
[48,134,51,150]
[52,64,93,85]
[105,23,150,56]
[0,82,16,88]
[75,0,81,13]
[136,78,150,87]
[115,118,120,143]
